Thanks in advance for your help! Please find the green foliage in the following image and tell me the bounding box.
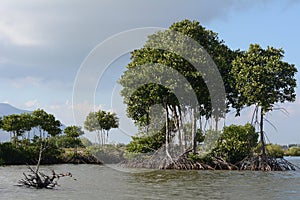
[255,143,285,158]
[0,116,3,129]
[266,144,284,158]
[196,128,205,143]
[285,147,300,156]
[0,139,62,165]
[84,110,119,132]
[1,110,62,144]
[126,84,178,127]
[30,138,63,163]
[188,153,213,165]
[84,110,119,145]
[231,44,297,161]
[231,44,297,113]
[81,137,93,147]
[31,109,62,137]
[126,129,166,153]
[0,111,100,165]
[49,126,85,148]
[213,123,258,164]
[2,114,26,140]
[0,110,66,165]
[54,135,84,148]
[0,142,31,164]
[119,19,238,128]
[103,112,119,131]
[64,126,84,138]
[0,158,4,165]
[84,111,100,132]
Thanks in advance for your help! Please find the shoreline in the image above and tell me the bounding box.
[0,154,102,166]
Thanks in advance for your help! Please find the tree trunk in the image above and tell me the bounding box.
[102,131,105,146]
[165,103,172,161]
[173,106,181,149]
[97,131,101,146]
[215,115,219,131]
[192,108,197,154]
[19,140,73,189]
[106,130,109,144]
[260,107,267,162]
[13,131,17,146]
[35,143,43,174]
[178,107,187,151]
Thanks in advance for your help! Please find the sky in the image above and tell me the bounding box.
[1,0,300,144]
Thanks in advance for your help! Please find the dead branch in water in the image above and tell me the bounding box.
[18,165,73,189]
[17,140,74,189]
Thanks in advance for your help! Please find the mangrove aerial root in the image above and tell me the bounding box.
[237,156,298,171]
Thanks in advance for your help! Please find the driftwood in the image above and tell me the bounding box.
[18,165,73,189]
[18,142,73,189]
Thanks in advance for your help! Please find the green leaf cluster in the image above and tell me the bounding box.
[126,128,166,153]
[1,109,62,143]
[0,140,62,165]
[231,44,297,113]
[212,123,258,163]
[254,143,285,158]
[285,147,300,156]
[54,126,84,148]
[119,19,238,125]
[84,110,118,132]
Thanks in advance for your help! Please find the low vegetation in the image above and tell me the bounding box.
[285,147,300,156]
[123,123,299,171]
[0,110,99,166]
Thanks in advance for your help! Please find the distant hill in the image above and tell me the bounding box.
[0,103,31,117]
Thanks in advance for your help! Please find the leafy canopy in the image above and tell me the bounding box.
[119,19,238,128]
[231,44,297,113]
[64,126,84,138]
[84,110,119,133]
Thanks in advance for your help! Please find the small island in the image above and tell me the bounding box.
[0,20,299,175]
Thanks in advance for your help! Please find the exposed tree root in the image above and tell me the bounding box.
[17,142,76,189]
[18,165,73,189]
[237,156,298,171]
[65,154,102,164]
[212,157,239,170]
[122,154,299,171]
[160,156,214,170]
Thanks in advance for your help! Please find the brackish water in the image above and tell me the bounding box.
[1,157,300,200]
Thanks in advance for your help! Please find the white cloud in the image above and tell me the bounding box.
[0,2,44,46]
[0,21,42,46]
[25,99,39,109]
[10,76,42,89]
